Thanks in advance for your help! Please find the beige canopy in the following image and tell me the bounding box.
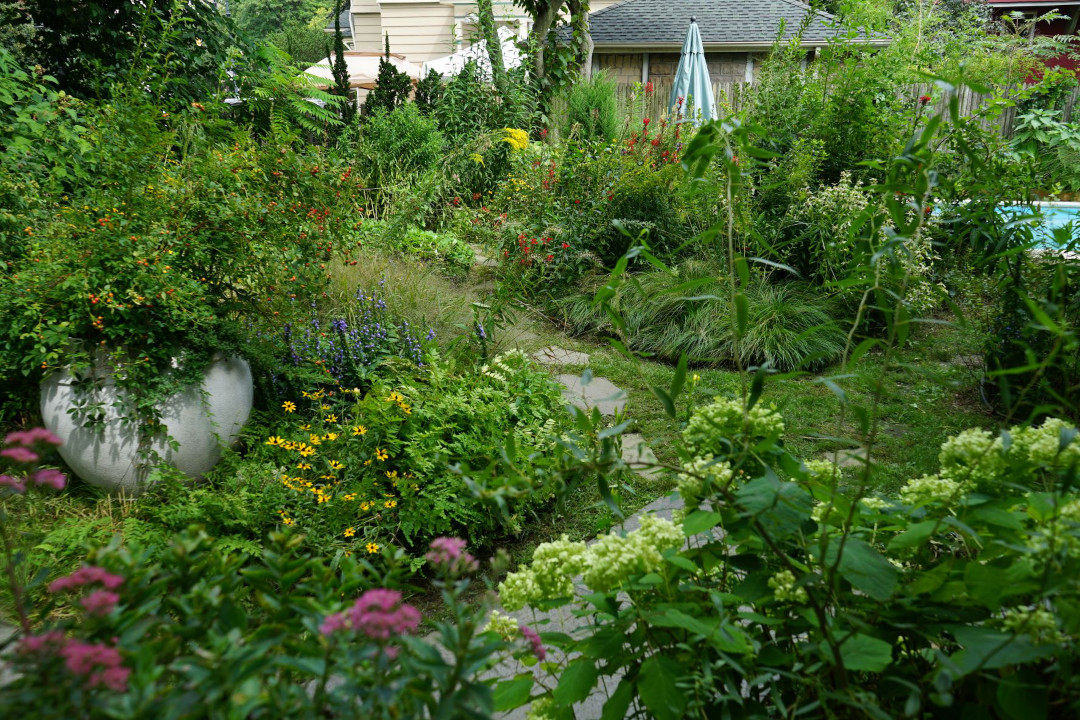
[302,52,423,90]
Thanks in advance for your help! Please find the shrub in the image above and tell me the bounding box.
[361,34,412,117]
[355,220,474,276]
[0,527,515,719]
[500,411,1080,719]
[414,68,444,116]
[561,70,618,143]
[560,261,846,371]
[251,349,567,552]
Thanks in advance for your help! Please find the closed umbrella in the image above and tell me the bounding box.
[669,17,716,124]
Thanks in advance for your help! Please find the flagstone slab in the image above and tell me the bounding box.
[532,346,590,367]
[620,433,661,479]
[558,375,626,416]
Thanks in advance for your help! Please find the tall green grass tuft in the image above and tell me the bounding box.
[562,70,619,143]
[558,260,845,371]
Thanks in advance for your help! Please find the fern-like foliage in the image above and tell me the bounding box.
[238,45,345,140]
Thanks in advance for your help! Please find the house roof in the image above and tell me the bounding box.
[570,0,886,49]
[325,8,352,37]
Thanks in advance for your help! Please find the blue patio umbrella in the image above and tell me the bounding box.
[669,17,717,124]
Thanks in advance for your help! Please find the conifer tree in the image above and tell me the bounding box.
[362,33,413,117]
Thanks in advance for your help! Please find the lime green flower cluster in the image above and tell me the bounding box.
[682,397,785,458]
[1013,418,1080,470]
[483,610,520,640]
[900,418,1079,509]
[938,428,1007,488]
[1001,606,1067,645]
[499,516,684,610]
[804,459,841,482]
[768,569,808,604]
[677,454,734,509]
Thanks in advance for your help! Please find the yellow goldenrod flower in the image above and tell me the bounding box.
[344,528,355,538]
[282,401,296,413]
[366,542,379,554]
[352,425,367,436]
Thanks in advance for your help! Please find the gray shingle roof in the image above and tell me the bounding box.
[572,0,882,47]
[326,8,352,37]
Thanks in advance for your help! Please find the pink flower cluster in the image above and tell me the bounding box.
[320,588,421,641]
[518,624,546,661]
[0,427,66,493]
[19,633,130,692]
[49,566,125,594]
[425,537,478,575]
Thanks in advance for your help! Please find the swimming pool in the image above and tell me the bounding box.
[996,201,1080,251]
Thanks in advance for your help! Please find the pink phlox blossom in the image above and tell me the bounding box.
[319,612,348,637]
[81,590,120,616]
[18,630,65,654]
[0,447,39,463]
[32,468,67,490]
[4,428,62,447]
[426,537,478,574]
[0,474,27,493]
[49,566,125,593]
[60,640,122,676]
[519,624,546,661]
[347,589,421,641]
[89,665,131,692]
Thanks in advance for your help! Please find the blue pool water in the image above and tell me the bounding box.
[996,202,1080,250]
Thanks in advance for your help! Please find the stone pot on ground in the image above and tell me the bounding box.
[40,356,253,495]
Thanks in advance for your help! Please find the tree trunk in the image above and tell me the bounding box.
[528,1,561,84]
[567,0,593,79]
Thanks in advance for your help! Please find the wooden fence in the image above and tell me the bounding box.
[550,78,1080,140]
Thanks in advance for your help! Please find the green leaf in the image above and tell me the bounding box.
[554,658,597,706]
[637,655,687,720]
[824,538,899,602]
[494,674,534,712]
[670,352,688,401]
[997,669,1048,720]
[888,520,938,550]
[949,626,1055,675]
[601,679,634,720]
[683,510,722,536]
[837,633,893,672]
[652,386,676,419]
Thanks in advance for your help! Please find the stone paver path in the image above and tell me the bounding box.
[558,375,627,416]
[620,434,661,480]
[532,346,590,367]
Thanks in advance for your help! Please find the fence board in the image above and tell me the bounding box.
[550,80,1080,141]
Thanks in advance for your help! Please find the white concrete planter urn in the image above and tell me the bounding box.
[40,355,254,495]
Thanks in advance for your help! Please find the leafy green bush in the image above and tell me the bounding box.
[249,349,567,552]
[560,261,846,371]
[561,70,618,143]
[358,103,446,186]
[356,220,474,275]
[1,526,515,719]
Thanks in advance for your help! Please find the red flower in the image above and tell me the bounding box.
[540,128,549,138]
[574,199,581,204]
[924,206,933,214]
[546,254,554,262]
[651,138,661,147]
[645,81,654,95]
[919,95,932,105]
[561,242,570,249]
[643,118,651,127]
[472,192,481,201]
[452,197,461,206]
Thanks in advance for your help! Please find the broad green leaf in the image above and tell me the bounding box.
[683,510,722,536]
[997,669,1048,720]
[823,538,899,602]
[837,633,893,672]
[638,655,687,720]
[601,679,634,720]
[888,520,938,550]
[948,626,1055,675]
[493,674,534,712]
[553,658,597,706]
